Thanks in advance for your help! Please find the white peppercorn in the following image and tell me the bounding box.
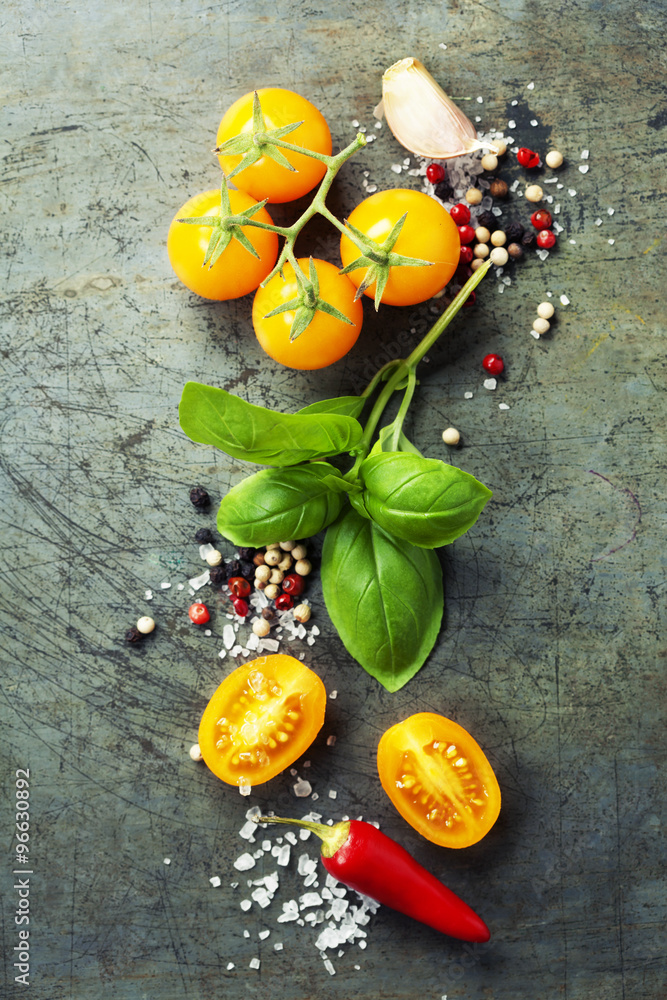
[533,317,551,334]
[293,603,311,623]
[489,247,509,266]
[264,548,281,566]
[490,230,507,247]
[291,544,308,561]
[189,743,203,762]
[481,153,498,171]
[471,258,486,271]
[264,584,280,600]
[252,619,271,638]
[465,187,483,205]
[537,301,555,319]
[525,184,543,203]
[278,554,293,572]
[279,540,296,551]
[136,616,155,634]
[442,427,460,446]
[473,243,490,259]
[255,564,271,584]
[205,549,223,567]
[294,559,312,576]
[545,149,564,168]
[269,568,284,585]
[475,226,491,243]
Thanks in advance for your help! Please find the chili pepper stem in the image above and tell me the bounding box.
[257,815,350,857]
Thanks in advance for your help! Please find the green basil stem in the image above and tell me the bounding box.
[347,259,493,475]
[387,366,418,451]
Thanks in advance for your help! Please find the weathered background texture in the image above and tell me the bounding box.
[1,1,665,998]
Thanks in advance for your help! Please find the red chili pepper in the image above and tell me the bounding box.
[260,815,489,943]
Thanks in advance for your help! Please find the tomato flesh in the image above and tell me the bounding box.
[377,713,501,848]
[199,654,326,787]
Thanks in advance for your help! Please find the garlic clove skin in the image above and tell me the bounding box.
[382,57,495,159]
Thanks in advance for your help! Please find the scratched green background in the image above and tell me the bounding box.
[1,1,666,998]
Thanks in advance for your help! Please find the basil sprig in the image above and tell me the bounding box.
[178,262,493,691]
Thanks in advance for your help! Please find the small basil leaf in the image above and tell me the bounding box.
[179,382,363,466]
[370,424,424,458]
[321,508,443,691]
[217,461,344,547]
[359,452,492,548]
[297,395,365,419]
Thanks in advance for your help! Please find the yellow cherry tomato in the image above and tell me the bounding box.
[340,189,460,306]
[377,712,501,848]
[217,89,332,203]
[167,188,279,301]
[252,258,363,370]
[198,654,327,787]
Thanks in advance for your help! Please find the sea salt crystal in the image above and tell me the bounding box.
[259,929,270,940]
[251,887,272,908]
[578,164,589,174]
[483,378,497,390]
[234,853,256,872]
[329,690,338,700]
[145,590,153,601]
[160,581,171,589]
[359,940,367,950]
[568,188,577,197]
[258,638,280,653]
[284,831,297,846]
[595,217,603,226]
[560,294,570,305]
[274,942,284,950]
[530,330,540,340]
[537,249,550,261]
[276,845,291,867]
[474,116,481,123]
[209,876,221,887]
[351,119,359,127]
[226,962,235,970]
[293,778,312,798]
[608,239,615,245]
[299,892,323,909]
[328,789,338,799]
[508,119,516,129]
[249,958,260,970]
[391,164,402,174]
[491,206,503,215]
[326,735,336,747]
[581,149,589,159]
[607,207,615,215]
[239,784,252,797]
[374,120,382,128]
[277,900,299,923]
[366,184,377,193]
[189,570,210,591]
[527,81,535,89]
[199,543,214,560]
[177,583,184,590]
[464,391,473,399]
[530,119,538,126]
[569,239,576,245]
[554,203,561,214]
[499,403,510,410]
[163,858,171,865]
[553,221,564,234]
[324,958,336,975]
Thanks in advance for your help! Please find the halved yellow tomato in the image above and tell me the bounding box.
[198,654,326,787]
[377,712,501,848]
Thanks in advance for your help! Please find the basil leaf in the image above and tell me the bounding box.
[359,452,492,548]
[297,395,365,419]
[321,508,443,692]
[217,462,344,546]
[370,424,424,458]
[179,382,363,466]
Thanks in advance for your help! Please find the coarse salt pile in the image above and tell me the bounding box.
[215,804,380,976]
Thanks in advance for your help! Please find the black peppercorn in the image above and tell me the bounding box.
[195,527,214,544]
[237,547,255,561]
[504,221,525,242]
[125,626,142,643]
[189,486,210,509]
[227,559,243,578]
[261,607,276,621]
[507,242,524,260]
[434,181,454,202]
[239,559,255,581]
[209,566,226,587]
[476,210,495,231]
[521,231,536,248]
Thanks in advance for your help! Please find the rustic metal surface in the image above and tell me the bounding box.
[1,1,665,998]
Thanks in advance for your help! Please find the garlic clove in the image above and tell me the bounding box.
[381,57,495,159]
